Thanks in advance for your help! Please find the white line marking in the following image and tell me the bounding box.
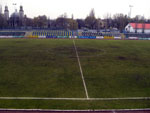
[0,97,150,100]
[73,40,89,99]
[113,110,116,113]
[0,108,150,112]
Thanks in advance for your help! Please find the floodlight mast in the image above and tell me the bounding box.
[0,0,2,14]
[129,5,133,18]
[0,4,2,14]
[13,3,17,12]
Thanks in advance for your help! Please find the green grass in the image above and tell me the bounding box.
[0,39,150,109]
[0,39,85,98]
[75,40,150,98]
[0,100,150,110]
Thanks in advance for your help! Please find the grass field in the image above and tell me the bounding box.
[0,39,150,109]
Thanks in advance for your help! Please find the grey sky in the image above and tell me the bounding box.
[1,0,150,19]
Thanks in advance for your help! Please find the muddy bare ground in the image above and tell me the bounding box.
[117,56,140,61]
[109,46,120,49]
[51,46,104,58]
[118,56,127,60]
[77,47,105,57]
[14,41,28,43]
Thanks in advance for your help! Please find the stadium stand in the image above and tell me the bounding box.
[0,30,150,40]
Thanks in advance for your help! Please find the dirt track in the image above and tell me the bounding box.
[0,110,150,113]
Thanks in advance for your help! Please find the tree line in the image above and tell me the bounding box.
[0,9,150,32]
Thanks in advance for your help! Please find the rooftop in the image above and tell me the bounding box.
[130,23,150,29]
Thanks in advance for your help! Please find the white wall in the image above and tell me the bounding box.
[144,29,150,33]
[125,24,135,33]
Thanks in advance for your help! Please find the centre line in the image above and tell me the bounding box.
[73,40,89,99]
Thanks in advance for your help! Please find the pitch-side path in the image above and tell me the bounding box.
[0,109,150,113]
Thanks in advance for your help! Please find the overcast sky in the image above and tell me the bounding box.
[1,0,150,19]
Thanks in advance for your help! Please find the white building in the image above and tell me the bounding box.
[125,23,150,34]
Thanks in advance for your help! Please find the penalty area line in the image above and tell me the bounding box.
[0,97,150,100]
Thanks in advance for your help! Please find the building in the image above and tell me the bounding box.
[1,5,25,28]
[4,6,9,20]
[125,23,150,34]
[9,9,20,27]
[19,6,24,19]
[9,6,24,27]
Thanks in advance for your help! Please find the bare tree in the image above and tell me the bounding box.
[33,15,48,28]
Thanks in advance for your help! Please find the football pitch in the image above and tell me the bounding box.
[0,39,150,109]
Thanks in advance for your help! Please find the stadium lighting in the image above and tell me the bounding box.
[129,5,133,18]
[13,3,17,11]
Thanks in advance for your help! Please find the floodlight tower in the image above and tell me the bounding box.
[0,4,2,14]
[13,3,17,12]
[129,5,133,18]
[0,0,3,14]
